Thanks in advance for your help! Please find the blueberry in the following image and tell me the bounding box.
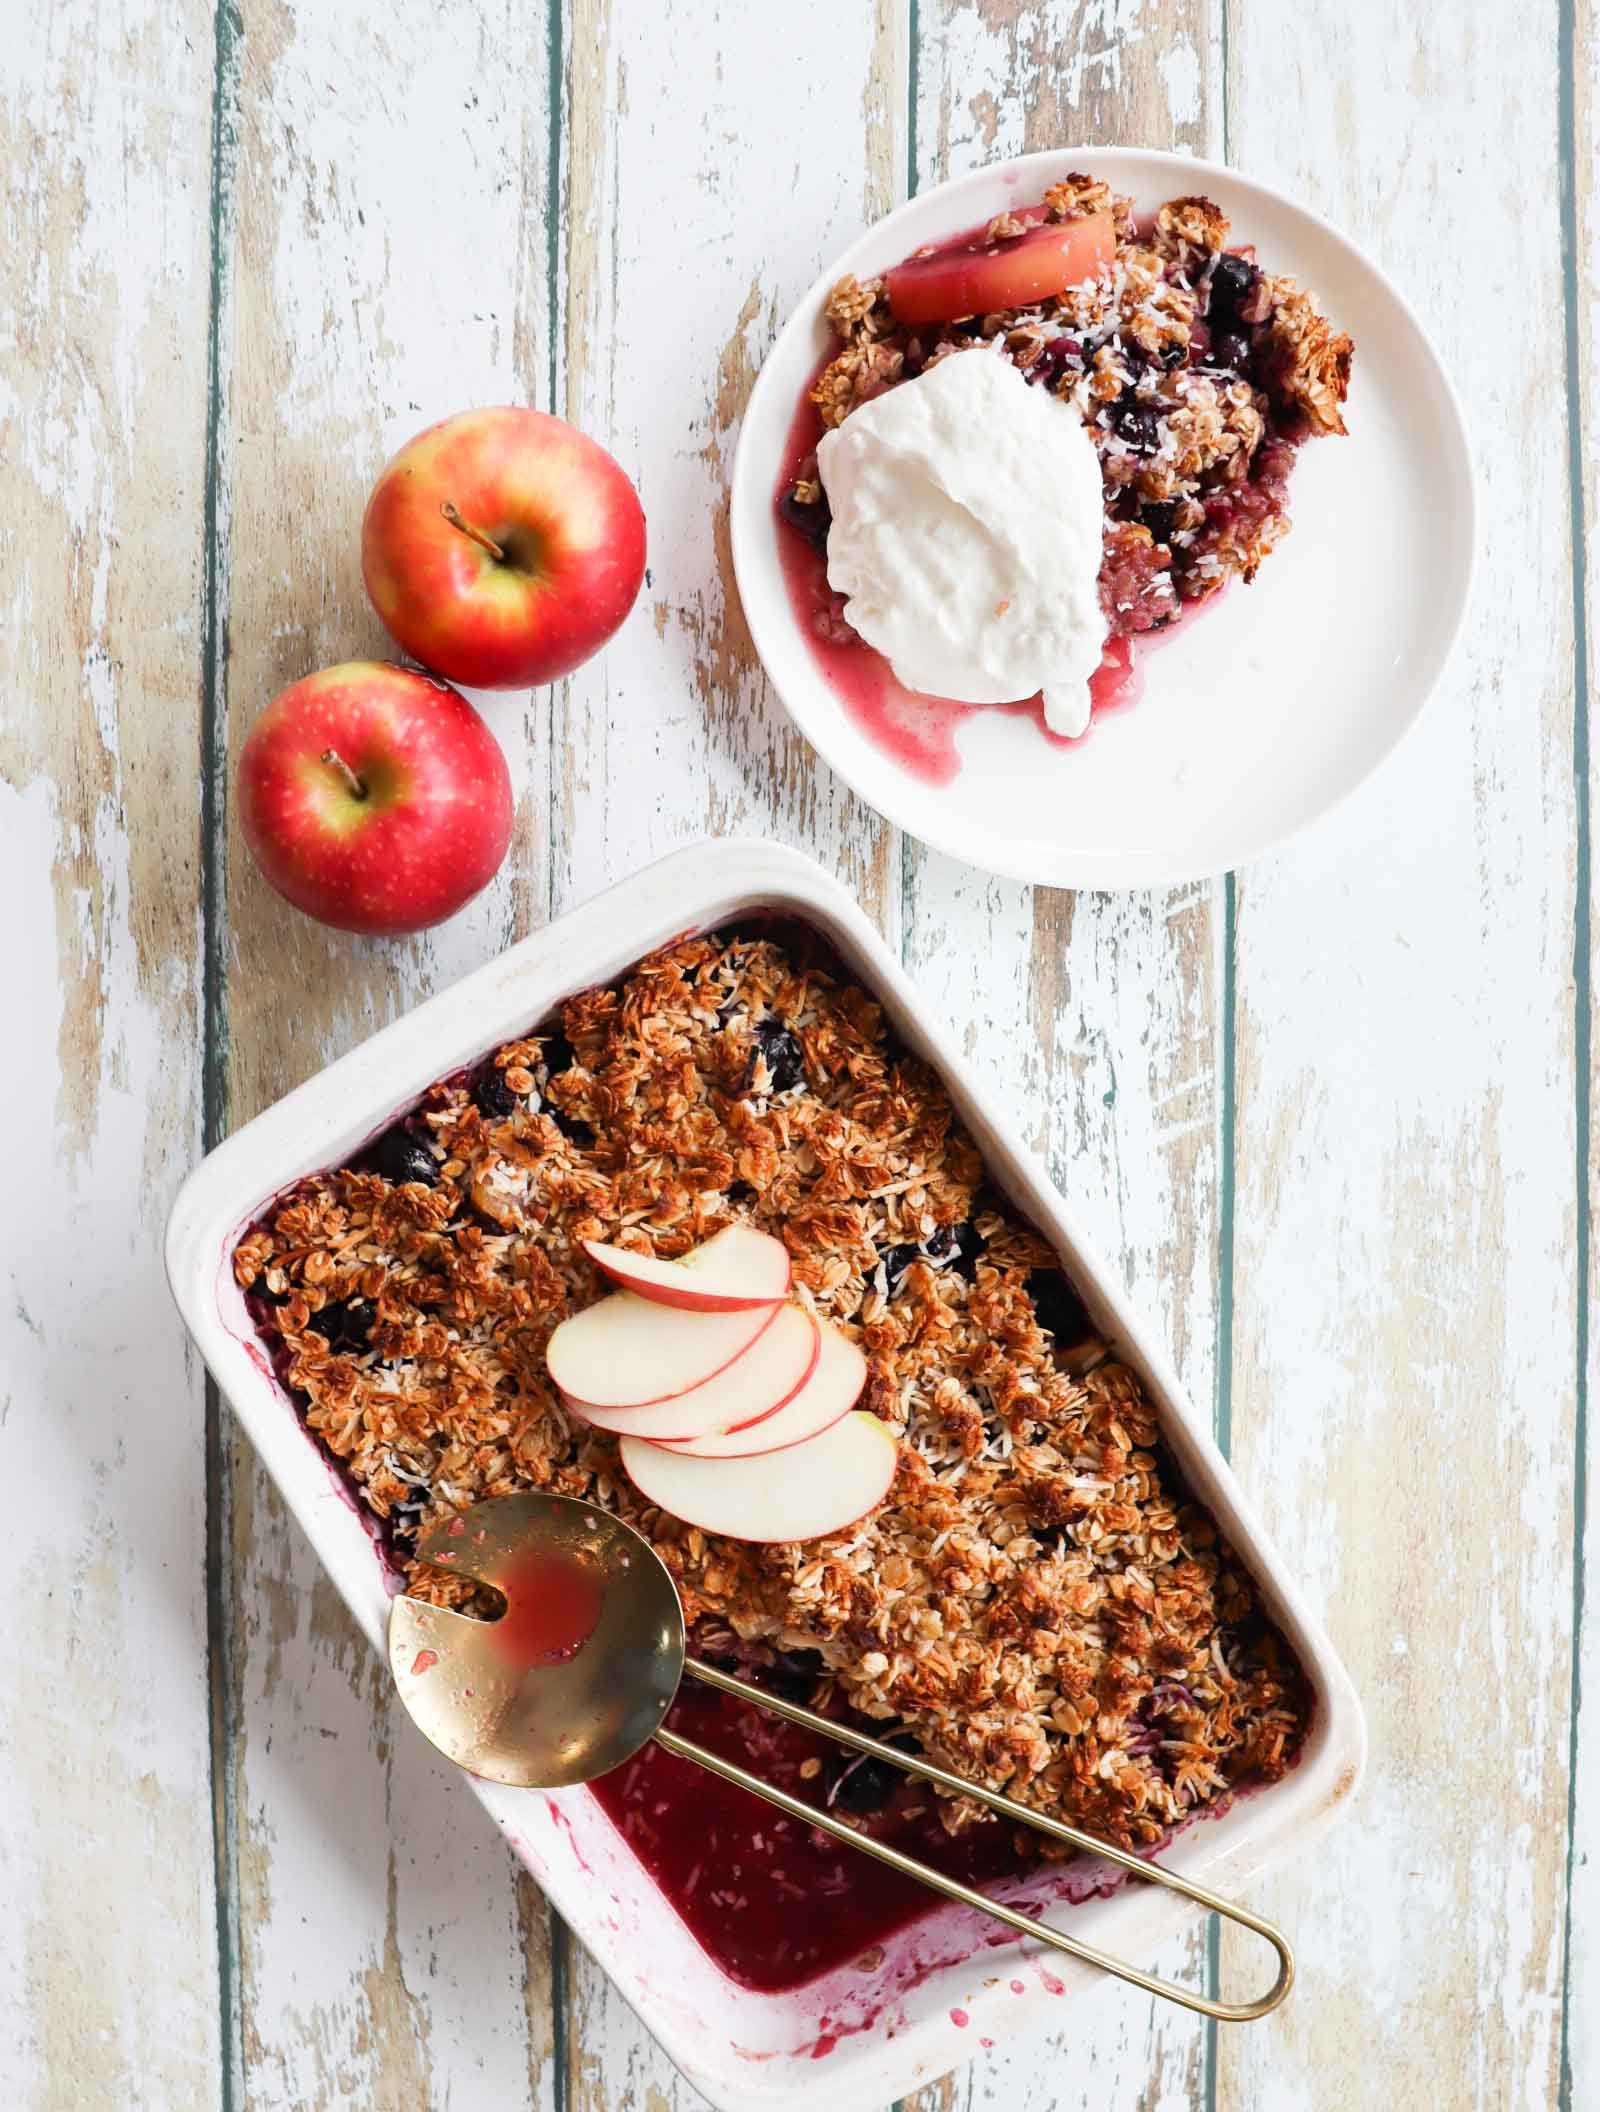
[926,1220,982,1283]
[1026,336,1082,388]
[778,482,832,555]
[474,1067,520,1119]
[1113,397,1162,451]
[539,1030,575,1078]
[1207,252,1258,319]
[360,1125,439,1187]
[1141,501,1178,546]
[1026,1268,1090,1346]
[1211,330,1252,373]
[554,1114,597,1151]
[832,1733,920,1815]
[745,1016,806,1096]
[308,1297,375,1353]
[879,1242,921,1288]
[766,1649,825,1706]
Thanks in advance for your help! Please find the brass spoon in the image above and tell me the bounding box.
[388,1491,1294,2023]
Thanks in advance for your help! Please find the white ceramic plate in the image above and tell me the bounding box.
[731,148,1475,889]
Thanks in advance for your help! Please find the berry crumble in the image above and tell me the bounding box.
[777,173,1354,772]
[234,925,1309,1987]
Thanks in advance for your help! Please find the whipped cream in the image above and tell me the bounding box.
[815,347,1107,737]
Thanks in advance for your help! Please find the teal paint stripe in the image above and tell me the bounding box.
[1557,1,1592,2105]
[200,3,243,2109]
[1205,9,1238,2095]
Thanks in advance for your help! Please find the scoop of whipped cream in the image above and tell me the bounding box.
[815,346,1107,737]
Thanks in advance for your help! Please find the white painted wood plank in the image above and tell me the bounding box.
[551,0,902,2100]
[903,7,1223,2110]
[1567,3,1599,2101]
[1222,9,1578,2109]
[218,1,560,2102]
[0,4,223,2106]
[549,0,904,937]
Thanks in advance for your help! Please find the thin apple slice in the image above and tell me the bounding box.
[655,1324,865,1459]
[564,1306,820,1442]
[885,211,1115,327]
[546,1288,779,1408]
[619,1411,898,1543]
[581,1224,790,1313]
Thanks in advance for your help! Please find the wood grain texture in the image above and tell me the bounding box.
[1222,7,1581,2109]
[1567,3,1597,2104]
[0,4,223,2107]
[216,1,559,2103]
[901,6,1223,2109]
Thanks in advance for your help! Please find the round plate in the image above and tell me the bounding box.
[730,148,1475,889]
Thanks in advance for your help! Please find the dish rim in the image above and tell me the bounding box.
[729,144,1478,889]
[165,837,1366,2111]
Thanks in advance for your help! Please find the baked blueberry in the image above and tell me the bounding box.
[1026,1268,1090,1346]
[360,1125,439,1187]
[474,1067,520,1119]
[831,1733,920,1814]
[778,482,832,555]
[745,1016,806,1095]
[926,1220,982,1283]
[308,1297,375,1353]
[765,1648,825,1706]
[539,1029,576,1078]
[1207,251,1258,318]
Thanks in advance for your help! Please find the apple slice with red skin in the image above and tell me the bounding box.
[652,1323,865,1460]
[546,1283,780,1409]
[563,1306,821,1442]
[885,212,1115,327]
[619,1411,898,1543]
[581,1224,789,1313]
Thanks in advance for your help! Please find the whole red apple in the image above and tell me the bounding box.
[238,662,514,935]
[360,406,647,688]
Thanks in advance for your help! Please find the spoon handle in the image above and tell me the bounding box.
[669,1655,1293,2024]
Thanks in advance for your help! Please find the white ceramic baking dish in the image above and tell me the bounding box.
[165,837,1364,2110]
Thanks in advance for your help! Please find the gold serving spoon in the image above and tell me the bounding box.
[388,1491,1293,2022]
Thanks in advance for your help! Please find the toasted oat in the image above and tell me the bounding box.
[237,931,1308,1856]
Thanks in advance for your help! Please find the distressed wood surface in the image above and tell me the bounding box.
[3,0,1596,2108]
[0,5,224,2108]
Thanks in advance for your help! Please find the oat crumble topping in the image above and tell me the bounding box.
[235,928,1307,1855]
[796,177,1353,637]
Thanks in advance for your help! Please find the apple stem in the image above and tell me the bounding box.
[321,747,367,800]
[440,500,505,562]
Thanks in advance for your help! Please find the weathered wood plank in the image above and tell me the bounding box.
[0,4,223,2106]
[217,0,560,2102]
[551,0,902,2101]
[1563,2,1597,2101]
[1221,8,1579,2109]
[548,0,902,938]
[902,6,1223,2110]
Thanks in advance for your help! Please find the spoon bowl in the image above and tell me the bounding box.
[388,1491,684,1787]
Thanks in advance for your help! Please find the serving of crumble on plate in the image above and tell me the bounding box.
[779,170,1353,760]
[234,922,1308,1991]
[731,147,1474,889]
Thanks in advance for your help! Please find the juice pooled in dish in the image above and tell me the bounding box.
[777,171,1354,782]
[236,927,1310,1992]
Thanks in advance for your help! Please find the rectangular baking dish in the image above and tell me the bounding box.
[165,837,1364,2111]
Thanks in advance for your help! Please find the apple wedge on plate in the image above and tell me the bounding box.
[564,1306,821,1442]
[619,1411,898,1543]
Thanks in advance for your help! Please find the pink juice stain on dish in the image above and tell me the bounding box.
[492,1547,605,1670]
[775,380,1159,787]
